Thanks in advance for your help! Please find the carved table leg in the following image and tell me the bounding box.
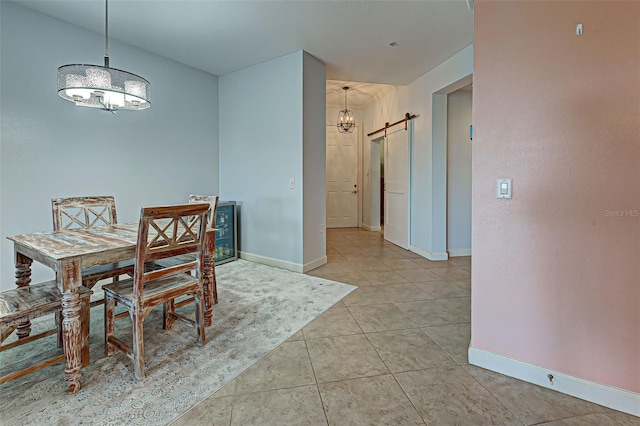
[15,252,33,339]
[60,258,83,394]
[203,231,217,327]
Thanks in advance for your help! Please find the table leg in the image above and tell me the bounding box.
[15,252,33,339]
[203,232,217,327]
[60,258,83,394]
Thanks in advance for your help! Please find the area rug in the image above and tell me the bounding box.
[0,259,355,425]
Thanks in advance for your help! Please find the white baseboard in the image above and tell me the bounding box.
[468,347,640,417]
[302,256,327,273]
[448,248,471,257]
[411,245,449,261]
[238,252,327,274]
[239,251,304,273]
[362,224,381,231]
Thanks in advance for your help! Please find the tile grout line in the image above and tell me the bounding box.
[301,338,330,426]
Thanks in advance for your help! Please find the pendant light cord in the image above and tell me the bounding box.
[102,0,115,112]
[104,0,109,67]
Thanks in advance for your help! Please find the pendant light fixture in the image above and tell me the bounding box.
[57,0,150,111]
[337,86,355,133]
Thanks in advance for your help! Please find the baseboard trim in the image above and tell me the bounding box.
[302,256,327,273]
[468,347,640,417]
[410,245,449,261]
[448,248,471,257]
[239,251,304,273]
[362,224,381,231]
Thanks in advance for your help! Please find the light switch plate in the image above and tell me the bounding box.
[497,179,512,199]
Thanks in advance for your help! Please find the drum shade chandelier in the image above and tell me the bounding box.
[337,86,355,133]
[57,0,150,111]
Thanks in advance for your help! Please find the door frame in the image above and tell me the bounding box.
[432,74,473,259]
[367,136,384,231]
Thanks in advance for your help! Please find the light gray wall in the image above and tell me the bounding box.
[302,52,327,268]
[447,90,472,254]
[0,3,219,290]
[219,52,305,266]
[362,45,473,259]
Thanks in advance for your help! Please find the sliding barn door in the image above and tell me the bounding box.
[384,127,411,249]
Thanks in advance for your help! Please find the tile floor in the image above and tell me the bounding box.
[172,228,639,426]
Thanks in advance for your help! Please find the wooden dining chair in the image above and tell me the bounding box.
[153,195,219,306]
[0,281,92,384]
[52,196,135,291]
[103,203,209,380]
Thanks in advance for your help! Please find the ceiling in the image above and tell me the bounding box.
[15,0,474,86]
[326,80,395,109]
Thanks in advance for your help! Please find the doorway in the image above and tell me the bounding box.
[431,73,473,259]
[368,137,384,231]
[446,86,472,257]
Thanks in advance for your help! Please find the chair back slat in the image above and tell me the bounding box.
[52,196,117,230]
[133,203,209,300]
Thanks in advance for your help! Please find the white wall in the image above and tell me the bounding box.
[219,51,326,271]
[0,3,219,290]
[302,52,327,269]
[447,90,472,255]
[362,45,473,258]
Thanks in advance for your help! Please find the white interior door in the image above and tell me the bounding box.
[384,127,411,249]
[326,126,358,228]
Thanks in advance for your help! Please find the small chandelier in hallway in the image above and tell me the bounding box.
[337,86,355,133]
[57,0,150,111]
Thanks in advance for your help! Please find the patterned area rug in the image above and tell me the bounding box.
[0,260,355,425]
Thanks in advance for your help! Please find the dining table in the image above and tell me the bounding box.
[6,222,218,393]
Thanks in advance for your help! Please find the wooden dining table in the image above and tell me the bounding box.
[6,223,218,394]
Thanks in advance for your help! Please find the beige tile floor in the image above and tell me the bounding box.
[172,228,638,426]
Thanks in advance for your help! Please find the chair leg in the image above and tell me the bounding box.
[163,299,176,330]
[55,310,63,348]
[80,295,91,367]
[194,291,206,347]
[104,296,116,356]
[131,311,145,381]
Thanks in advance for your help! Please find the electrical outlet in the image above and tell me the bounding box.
[289,178,295,189]
[320,224,325,233]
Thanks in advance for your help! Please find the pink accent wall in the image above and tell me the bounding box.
[472,1,640,392]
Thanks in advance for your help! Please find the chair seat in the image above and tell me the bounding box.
[0,281,92,326]
[0,281,92,384]
[103,273,200,307]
